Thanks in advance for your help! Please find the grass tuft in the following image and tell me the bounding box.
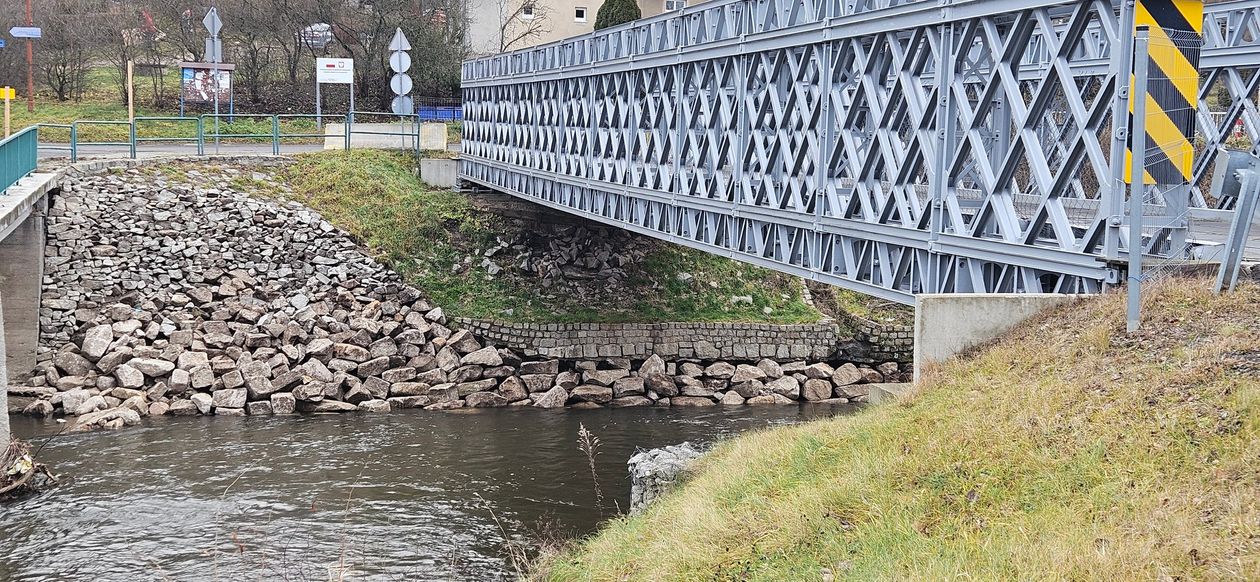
[538,278,1260,580]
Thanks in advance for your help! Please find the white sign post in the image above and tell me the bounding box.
[388,28,413,151]
[203,8,224,153]
[315,57,355,134]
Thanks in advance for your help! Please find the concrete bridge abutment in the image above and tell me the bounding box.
[0,204,46,384]
[913,293,1080,385]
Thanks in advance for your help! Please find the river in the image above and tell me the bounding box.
[0,404,856,580]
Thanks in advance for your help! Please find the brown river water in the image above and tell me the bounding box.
[1,404,856,581]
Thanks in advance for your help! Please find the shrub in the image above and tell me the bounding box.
[594,0,641,30]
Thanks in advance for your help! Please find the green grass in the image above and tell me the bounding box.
[540,278,1260,580]
[273,149,819,324]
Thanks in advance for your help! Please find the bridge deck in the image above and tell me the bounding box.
[0,173,58,242]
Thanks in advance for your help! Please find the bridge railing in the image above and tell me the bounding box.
[459,0,1238,302]
[31,111,454,161]
[0,126,38,194]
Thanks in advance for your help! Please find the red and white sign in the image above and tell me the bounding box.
[316,58,354,84]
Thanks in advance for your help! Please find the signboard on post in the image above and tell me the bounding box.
[179,62,234,103]
[8,27,40,39]
[314,58,355,131]
[316,58,354,84]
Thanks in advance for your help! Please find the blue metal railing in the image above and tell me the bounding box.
[0,126,38,193]
[135,116,203,156]
[32,110,456,161]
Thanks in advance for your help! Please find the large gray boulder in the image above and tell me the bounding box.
[80,324,114,361]
[628,442,705,513]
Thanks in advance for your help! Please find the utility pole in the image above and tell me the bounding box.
[24,0,33,113]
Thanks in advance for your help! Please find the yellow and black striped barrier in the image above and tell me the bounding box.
[1126,0,1203,185]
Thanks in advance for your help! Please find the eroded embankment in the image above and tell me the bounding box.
[539,279,1260,581]
[12,157,907,429]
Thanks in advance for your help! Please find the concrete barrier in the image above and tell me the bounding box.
[419,157,458,188]
[322,122,448,151]
[913,293,1078,384]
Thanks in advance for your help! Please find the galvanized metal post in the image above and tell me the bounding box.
[1107,0,1139,261]
[1128,27,1152,333]
[1215,168,1260,293]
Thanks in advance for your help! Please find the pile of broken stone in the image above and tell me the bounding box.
[10,163,904,431]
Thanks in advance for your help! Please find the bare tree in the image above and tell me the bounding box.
[498,0,549,52]
[220,0,278,103]
[33,0,118,101]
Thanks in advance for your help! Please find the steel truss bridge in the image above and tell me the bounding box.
[459,0,1260,304]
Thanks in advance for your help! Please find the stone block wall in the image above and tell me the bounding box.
[454,318,841,361]
[841,313,914,363]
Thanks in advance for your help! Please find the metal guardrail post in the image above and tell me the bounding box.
[1215,168,1260,293]
[196,117,205,156]
[1127,27,1152,333]
[128,121,137,159]
[70,121,79,163]
[344,112,351,151]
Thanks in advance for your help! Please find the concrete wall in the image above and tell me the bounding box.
[322,123,447,151]
[420,158,459,189]
[468,0,704,54]
[913,293,1078,383]
[0,199,48,385]
[465,0,507,55]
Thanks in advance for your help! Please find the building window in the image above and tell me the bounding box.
[665,0,686,10]
[575,6,587,22]
[521,2,535,19]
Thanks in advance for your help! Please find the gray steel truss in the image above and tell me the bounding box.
[459,0,1260,304]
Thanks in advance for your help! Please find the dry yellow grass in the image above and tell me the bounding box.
[540,278,1260,580]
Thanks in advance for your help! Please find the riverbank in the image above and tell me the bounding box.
[539,279,1260,580]
[12,155,908,425]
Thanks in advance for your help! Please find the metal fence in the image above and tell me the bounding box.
[33,112,453,162]
[0,126,38,193]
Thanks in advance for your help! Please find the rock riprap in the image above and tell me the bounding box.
[628,442,705,513]
[12,163,905,430]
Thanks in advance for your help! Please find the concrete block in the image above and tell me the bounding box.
[913,293,1078,384]
[420,158,458,189]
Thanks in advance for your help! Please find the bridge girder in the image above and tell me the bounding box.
[460,0,1260,303]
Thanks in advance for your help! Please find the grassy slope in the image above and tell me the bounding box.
[542,279,1260,580]
[273,150,819,324]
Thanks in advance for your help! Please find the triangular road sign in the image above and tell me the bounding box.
[389,28,410,51]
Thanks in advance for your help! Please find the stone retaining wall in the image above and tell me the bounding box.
[840,313,914,363]
[454,317,840,361]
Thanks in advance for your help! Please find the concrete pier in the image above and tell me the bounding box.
[0,211,45,383]
[0,172,56,384]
